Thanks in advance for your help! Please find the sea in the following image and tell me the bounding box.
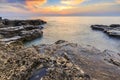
[24,17,120,52]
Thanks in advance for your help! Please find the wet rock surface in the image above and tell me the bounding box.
[91,24,120,38]
[0,40,119,80]
[0,17,46,44]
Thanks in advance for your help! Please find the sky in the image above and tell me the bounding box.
[0,0,120,18]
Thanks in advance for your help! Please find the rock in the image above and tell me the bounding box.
[0,27,23,37]
[0,41,90,80]
[106,30,120,37]
[0,17,2,20]
[0,17,46,44]
[110,24,120,28]
[91,24,120,38]
[2,19,46,26]
[0,28,43,43]
[0,17,4,27]
[55,40,67,44]
[19,29,43,41]
[0,25,43,38]
[91,25,109,31]
[103,50,120,67]
[0,47,42,80]
[0,36,22,43]
[1,40,120,80]
[36,40,120,80]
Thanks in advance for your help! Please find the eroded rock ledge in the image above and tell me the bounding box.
[0,40,120,80]
[0,17,46,44]
[91,24,120,38]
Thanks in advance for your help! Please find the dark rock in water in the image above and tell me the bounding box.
[91,25,109,31]
[0,29,43,43]
[20,29,43,41]
[0,17,2,20]
[106,30,120,37]
[0,26,43,41]
[2,19,46,26]
[91,24,120,38]
[110,24,120,28]
[0,17,46,44]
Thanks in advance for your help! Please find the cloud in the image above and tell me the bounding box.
[26,5,75,15]
[25,0,47,12]
[61,0,85,5]
[116,0,120,4]
[0,4,27,13]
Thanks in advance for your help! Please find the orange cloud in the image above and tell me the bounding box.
[32,6,75,15]
[61,0,85,5]
[26,0,47,12]
[116,0,120,3]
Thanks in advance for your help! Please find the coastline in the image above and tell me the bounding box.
[0,17,120,80]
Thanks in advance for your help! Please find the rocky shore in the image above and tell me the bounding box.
[0,17,46,44]
[91,24,120,38]
[0,17,120,80]
[0,40,120,80]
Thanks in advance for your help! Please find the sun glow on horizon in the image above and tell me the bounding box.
[25,0,75,14]
[26,0,47,12]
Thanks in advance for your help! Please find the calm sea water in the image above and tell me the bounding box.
[25,17,120,52]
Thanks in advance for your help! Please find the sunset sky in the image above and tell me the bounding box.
[0,0,120,18]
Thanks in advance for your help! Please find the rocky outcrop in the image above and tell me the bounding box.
[2,19,46,26]
[0,40,120,80]
[91,24,120,38]
[0,17,46,44]
[0,41,90,80]
[20,29,43,41]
